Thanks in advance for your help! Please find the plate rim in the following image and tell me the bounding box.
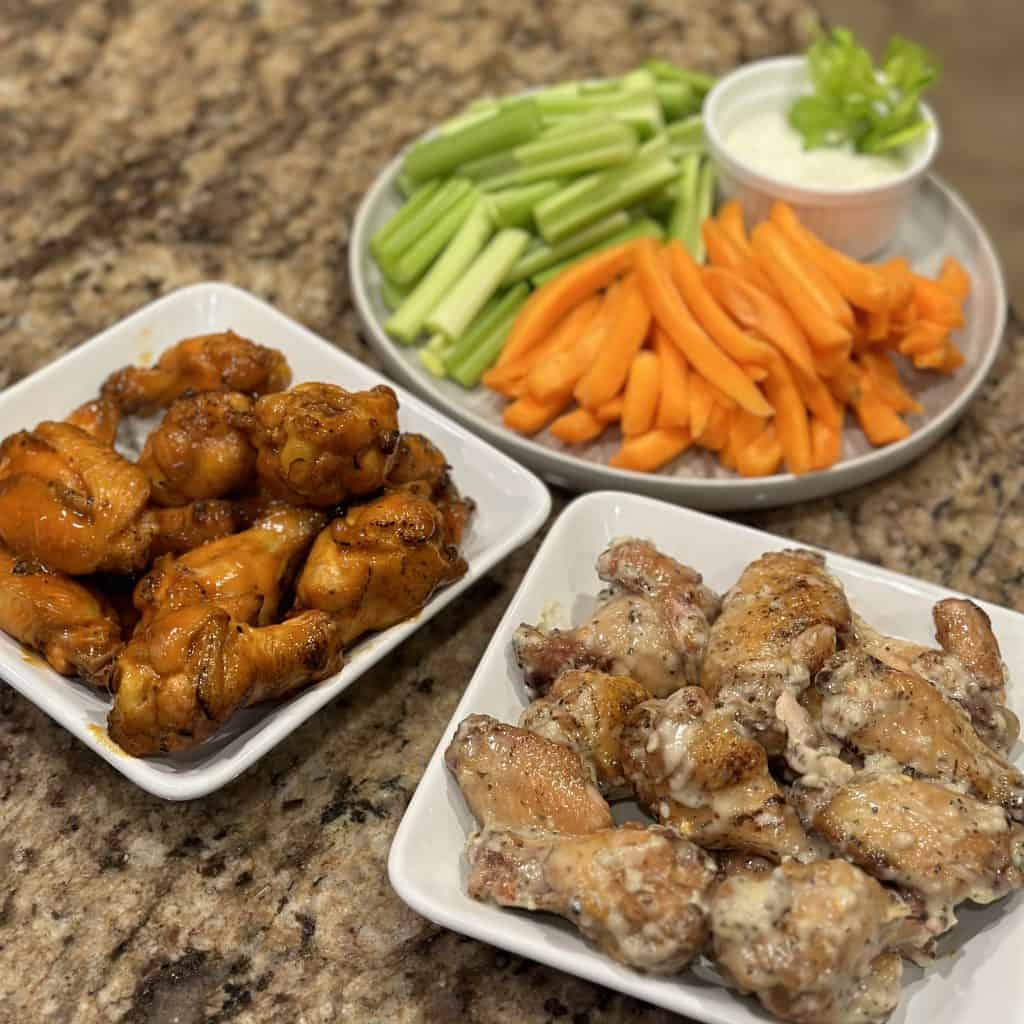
[388,487,1024,1024]
[349,144,1007,510]
[0,281,552,800]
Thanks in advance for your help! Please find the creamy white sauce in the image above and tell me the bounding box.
[723,105,915,190]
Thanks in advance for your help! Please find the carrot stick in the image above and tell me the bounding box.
[726,408,768,463]
[714,205,777,293]
[550,407,606,445]
[858,351,923,414]
[769,201,889,313]
[939,343,965,373]
[667,241,775,367]
[717,200,748,246]
[622,351,661,436]
[526,291,611,401]
[688,372,714,439]
[912,275,965,328]
[911,347,950,371]
[653,328,690,429]
[878,257,915,313]
[736,424,783,477]
[502,394,570,435]
[634,239,772,417]
[744,363,769,382]
[866,305,890,343]
[764,359,812,475]
[897,320,948,356]
[697,402,731,451]
[853,382,910,445]
[609,428,692,472]
[702,218,748,273]
[751,222,853,349]
[574,274,652,409]
[792,360,843,429]
[496,241,636,367]
[810,418,842,470]
[702,267,816,376]
[595,395,625,423]
[938,257,971,302]
[827,361,859,406]
[811,344,852,379]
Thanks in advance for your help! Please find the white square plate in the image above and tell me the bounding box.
[389,490,1024,1024]
[0,283,551,801]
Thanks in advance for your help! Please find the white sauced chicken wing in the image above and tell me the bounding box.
[518,669,650,797]
[711,859,912,1024]
[513,539,719,697]
[444,714,613,833]
[621,687,822,862]
[468,823,717,973]
[701,549,851,754]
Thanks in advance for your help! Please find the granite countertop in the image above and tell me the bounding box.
[1,2,1022,1022]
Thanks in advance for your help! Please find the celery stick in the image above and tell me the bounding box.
[539,90,664,139]
[619,68,658,93]
[643,59,715,97]
[403,101,543,183]
[530,219,665,286]
[380,276,409,312]
[385,203,493,344]
[370,180,440,255]
[690,160,716,262]
[504,211,630,283]
[535,138,677,242]
[425,228,531,341]
[442,283,530,372]
[395,170,417,198]
[666,115,705,147]
[479,139,637,192]
[419,348,449,377]
[373,178,473,268]
[449,303,525,388]
[669,153,701,243]
[533,173,602,230]
[391,191,477,286]
[486,181,562,228]
[513,120,634,166]
[439,99,501,135]
[656,80,699,120]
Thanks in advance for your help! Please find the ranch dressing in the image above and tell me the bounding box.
[724,104,915,190]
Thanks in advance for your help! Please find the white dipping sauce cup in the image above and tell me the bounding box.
[704,56,939,259]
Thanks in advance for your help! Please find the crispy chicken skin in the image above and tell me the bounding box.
[445,714,613,833]
[701,549,850,754]
[817,650,1024,819]
[800,771,1024,935]
[0,421,152,574]
[852,613,1020,755]
[293,488,467,648]
[513,540,719,697]
[133,507,326,630]
[711,860,910,1024]
[107,604,343,756]
[102,331,291,415]
[622,687,821,862]
[251,382,400,507]
[468,824,717,973]
[138,392,257,506]
[519,670,650,797]
[65,395,122,445]
[0,546,122,686]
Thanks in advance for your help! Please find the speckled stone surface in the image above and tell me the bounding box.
[1,3,1021,1023]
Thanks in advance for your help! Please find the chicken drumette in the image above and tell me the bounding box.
[102,331,291,415]
[712,859,912,1024]
[701,549,851,755]
[138,392,257,506]
[468,823,717,973]
[0,421,244,574]
[816,650,1024,819]
[108,603,343,756]
[445,714,612,833]
[133,507,326,629]
[519,669,650,797]
[0,546,122,686]
[622,687,821,862]
[293,488,467,648]
[250,382,400,507]
[65,394,122,445]
[797,770,1024,936]
[513,539,720,697]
